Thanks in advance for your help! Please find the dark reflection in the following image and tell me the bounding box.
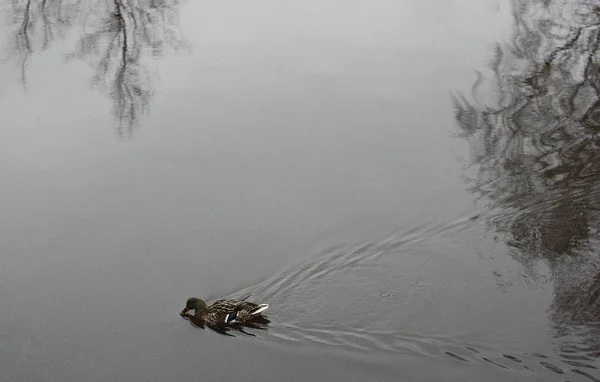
[4,0,185,135]
[182,315,271,337]
[454,0,600,367]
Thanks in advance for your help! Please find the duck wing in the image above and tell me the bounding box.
[208,299,269,324]
[207,299,245,324]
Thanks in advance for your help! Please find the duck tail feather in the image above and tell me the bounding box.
[250,304,269,315]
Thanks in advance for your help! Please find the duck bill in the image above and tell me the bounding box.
[180,308,190,316]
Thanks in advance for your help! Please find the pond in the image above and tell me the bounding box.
[1,0,600,381]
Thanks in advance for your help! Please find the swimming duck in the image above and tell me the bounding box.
[180,297,269,326]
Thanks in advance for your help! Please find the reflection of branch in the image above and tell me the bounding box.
[553,269,600,325]
[114,0,134,130]
[71,0,181,135]
[111,0,149,136]
[454,0,600,333]
[3,0,184,134]
[18,0,33,87]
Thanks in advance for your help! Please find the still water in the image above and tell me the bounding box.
[1,0,599,380]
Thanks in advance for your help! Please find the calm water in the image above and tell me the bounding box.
[1,0,600,380]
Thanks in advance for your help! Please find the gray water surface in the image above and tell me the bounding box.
[2,0,600,381]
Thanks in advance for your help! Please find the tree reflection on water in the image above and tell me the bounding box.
[454,0,600,362]
[3,0,185,135]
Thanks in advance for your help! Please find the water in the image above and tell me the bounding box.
[1,0,599,380]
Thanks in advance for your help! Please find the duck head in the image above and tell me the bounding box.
[180,297,208,316]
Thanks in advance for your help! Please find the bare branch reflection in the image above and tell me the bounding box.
[3,0,185,135]
[454,0,600,363]
[4,0,75,87]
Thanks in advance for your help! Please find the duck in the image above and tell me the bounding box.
[180,297,270,326]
